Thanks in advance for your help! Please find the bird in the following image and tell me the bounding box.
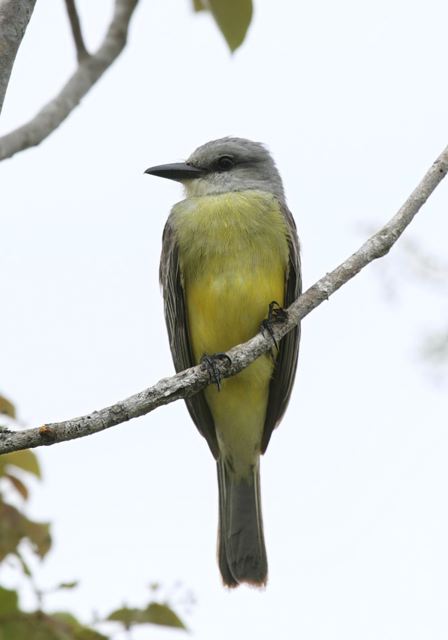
[145,137,301,587]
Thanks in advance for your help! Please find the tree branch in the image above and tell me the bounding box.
[64,0,89,62]
[1,145,447,455]
[0,0,139,161]
[0,0,37,115]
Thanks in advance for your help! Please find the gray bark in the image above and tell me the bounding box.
[0,0,37,115]
[1,144,447,455]
[0,0,139,161]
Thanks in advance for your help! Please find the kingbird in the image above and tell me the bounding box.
[145,137,301,587]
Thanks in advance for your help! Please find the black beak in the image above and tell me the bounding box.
[144,162,205,182]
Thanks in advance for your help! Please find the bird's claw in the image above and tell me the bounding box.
[261,301,288,350]
[201,352,232,391]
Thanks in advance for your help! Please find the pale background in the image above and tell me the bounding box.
[1,0,448,638]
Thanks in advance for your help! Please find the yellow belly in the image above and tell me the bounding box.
[172,191,289,474]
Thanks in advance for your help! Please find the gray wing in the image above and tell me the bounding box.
[261,205,302,453]
[160,221,219,458]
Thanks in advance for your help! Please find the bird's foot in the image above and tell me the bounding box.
[261,301,288,350]
[201,353,232,391]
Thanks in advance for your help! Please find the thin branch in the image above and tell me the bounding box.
[1,145,447,456]
[0,0,139,162]
[64,0,89,62]
[0,0,37,115]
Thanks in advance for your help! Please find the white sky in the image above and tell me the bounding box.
[1,0,448,638]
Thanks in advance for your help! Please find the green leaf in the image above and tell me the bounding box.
[23,518,52,558]
[0,586,19,615]
[50,612,108,639]
[0,611,108,640]
[55,581,79,591]
[48,612,81,626]
[0,395,16,418]
[4,473,29,500]
[106,606,139,628]
[207,0,253,51]
[144,603,187,629]
[107,602,186,630]
[192,0,206,10]
[0,499,51,561]
[0,450,41,479]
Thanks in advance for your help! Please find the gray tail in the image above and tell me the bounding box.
[217,457,268,588]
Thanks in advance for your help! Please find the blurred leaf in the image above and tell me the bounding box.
[0,499,51,561]
[0,450,41,479]
[55,581,79,591]
[0,586,19,615]
[0,611,108,640]
[4,473,29,500]
[49,611,81,626]
[107,602,186,630]
[23,518,52,558]
[50,612,108,639]
[106,606,138,628]
[0,395,16,418]
[192,0,205,10]
[145,603,187,629]
[207,0,252,51]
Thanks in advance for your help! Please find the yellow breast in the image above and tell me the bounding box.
[172,190,289,356]
[171,190,290,469]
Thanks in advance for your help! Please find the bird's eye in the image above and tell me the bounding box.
[217,155,234,171]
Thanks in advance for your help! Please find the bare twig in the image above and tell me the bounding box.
[0,0,37,115]
[1,145,447,455]
[64,0,89,62]
[0,0,139,161]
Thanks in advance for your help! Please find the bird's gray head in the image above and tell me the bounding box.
[145,137,285,200]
